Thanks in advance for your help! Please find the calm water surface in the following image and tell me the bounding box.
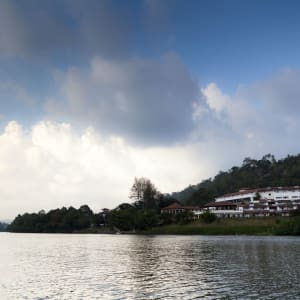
[0,233,299,299]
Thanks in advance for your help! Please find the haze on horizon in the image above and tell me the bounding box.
[1,0,300,219]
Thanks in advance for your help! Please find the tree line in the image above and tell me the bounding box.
[0,222,8,232]
[8,205,96,233]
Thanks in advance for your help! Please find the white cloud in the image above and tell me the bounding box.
[201,82,259,133]
[202,83,230,114]
[237,68,300,116]
[197,69,300,159]
[0,120,218,220]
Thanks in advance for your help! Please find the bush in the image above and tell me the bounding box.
[290,209,300,217]
[175,211,194,224]
[201,211,217,223]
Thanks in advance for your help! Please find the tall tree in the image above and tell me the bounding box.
[129,177,159,210]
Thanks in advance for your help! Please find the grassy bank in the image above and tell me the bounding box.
[8,216,300,236]
[143,216,300,235]
[74,227,116,234]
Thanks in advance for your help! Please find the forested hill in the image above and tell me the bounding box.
[0,222,8,231]
[172,154,300,207]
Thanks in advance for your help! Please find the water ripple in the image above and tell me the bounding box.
[0,234,300,299]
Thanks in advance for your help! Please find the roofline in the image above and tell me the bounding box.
[216,186,300,199]
[205,201,237,207]
[161,203,200,210]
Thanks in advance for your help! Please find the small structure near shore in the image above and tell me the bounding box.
[161,203,202,218]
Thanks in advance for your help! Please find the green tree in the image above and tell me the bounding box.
[0,222,8,231]
[254,192,261,200]
[129,177,159,210]
[201,211,217,223]
[8,205,96,233]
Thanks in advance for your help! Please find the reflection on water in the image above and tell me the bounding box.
[0,234,299,299]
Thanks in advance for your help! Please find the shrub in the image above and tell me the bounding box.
[201,211,217,223]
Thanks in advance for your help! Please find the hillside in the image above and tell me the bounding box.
[173,153,300,207]
[0,222,8,232]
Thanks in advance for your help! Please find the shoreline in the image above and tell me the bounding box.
[6,216,300,236]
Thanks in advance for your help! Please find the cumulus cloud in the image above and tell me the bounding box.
[0,120,217,220]
[201,82,259,134]
[237,69,300,116]
[46,53,201,145]
[46,58,300,150]
[198,69,300,158]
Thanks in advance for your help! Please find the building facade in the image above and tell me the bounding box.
[212,186,300,217]
[162,187,300,219]
[161,203,202,218]
[204,201,243,218]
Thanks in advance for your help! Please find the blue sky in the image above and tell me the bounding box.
[1,0,300,218]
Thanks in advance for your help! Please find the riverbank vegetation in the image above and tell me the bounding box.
[145,216,300,236]
[0,222,8,232]
[7,204,300,236]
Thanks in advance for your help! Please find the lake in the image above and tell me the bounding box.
[0,234,299,299]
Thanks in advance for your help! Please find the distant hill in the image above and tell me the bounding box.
[0,222,8,232]
[172,153,300,207]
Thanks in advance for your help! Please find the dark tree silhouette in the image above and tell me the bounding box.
[129,177,159,210]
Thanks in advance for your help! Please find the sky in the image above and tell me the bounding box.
[1,0,300,219]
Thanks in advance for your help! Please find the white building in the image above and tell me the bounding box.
[204,201,243,218]
[212,186,300,217]
[161,203,202,218]
[216,186,300,203]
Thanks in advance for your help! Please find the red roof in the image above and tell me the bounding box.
[162,203,184,210]
[183,206,200,210]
